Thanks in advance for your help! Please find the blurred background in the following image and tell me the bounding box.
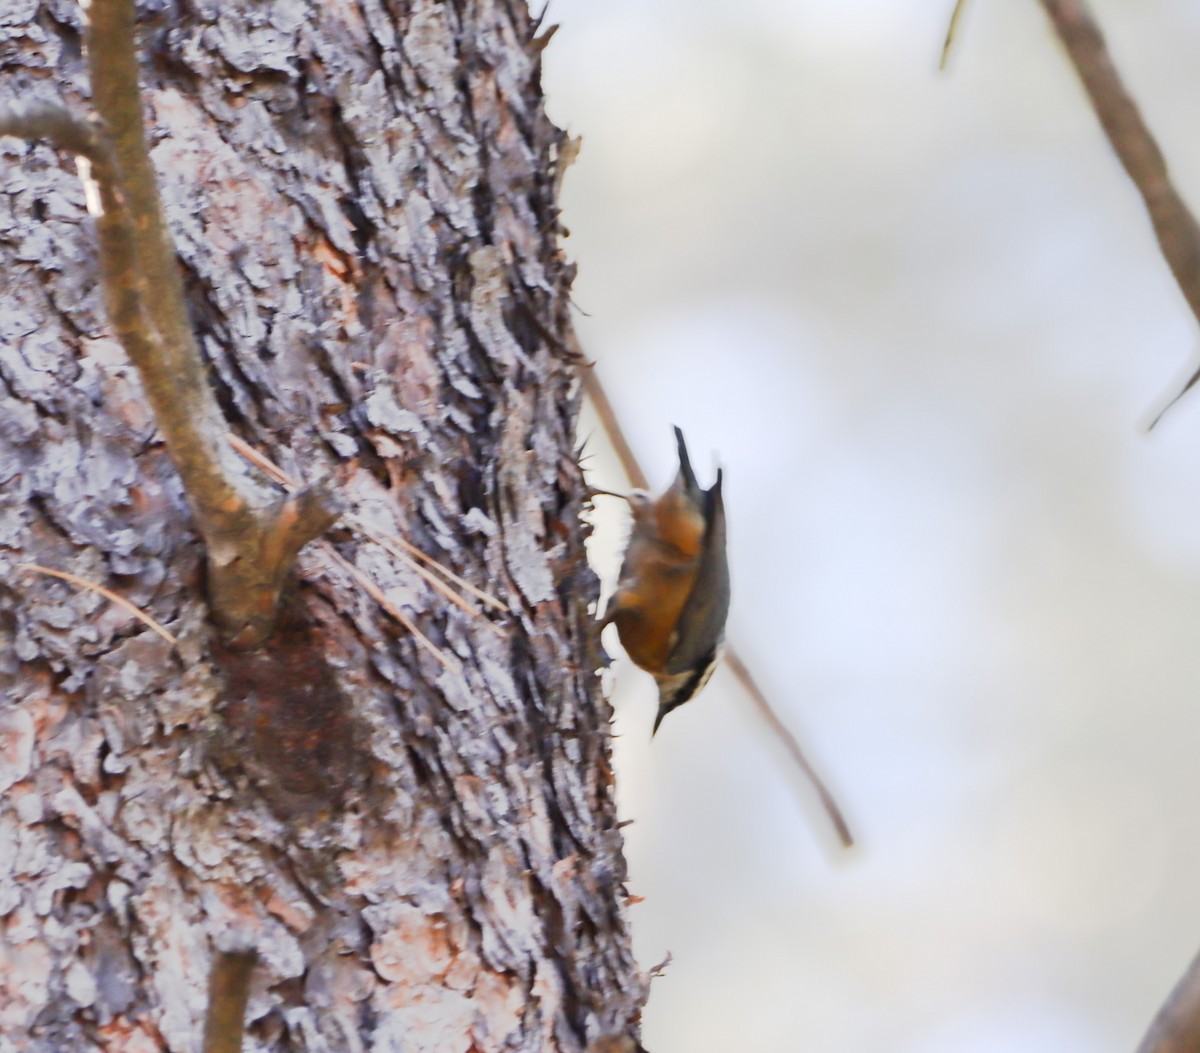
[540,1,1200,1051]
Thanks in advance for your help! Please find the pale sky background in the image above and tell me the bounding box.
[542,2,1200,1051]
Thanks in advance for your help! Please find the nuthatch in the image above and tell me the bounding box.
[601,427,730,735]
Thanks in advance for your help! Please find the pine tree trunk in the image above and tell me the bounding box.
[0,2,643,1050]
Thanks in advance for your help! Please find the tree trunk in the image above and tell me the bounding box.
[0,2,644,1050]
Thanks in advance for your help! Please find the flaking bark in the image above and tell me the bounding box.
[0,2,644,1050]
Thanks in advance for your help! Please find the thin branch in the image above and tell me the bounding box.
[227,427,458,665]
[236,422,504,609]
[360,525,508,633]
[939,0,971,71]
[320,544,457,671]
[582,367,853,848]
[1038,0,1200,419]
[0,4,343,646]
[581,370,648,491]
[0,102,110,167]
[83,0,344,644]
[372,531,509,614]
[723,650,854,848]
[1136,947,1200,1053]
[226,433,507,627]
[18,563,178,646]
[84,0,194,361]
[225,436,470,662]
[1035,11,1200,1044]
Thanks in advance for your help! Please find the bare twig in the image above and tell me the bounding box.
[1035,10,1200,1044]
[225,435,473,664]
[1038,0,1200,420]
[1136,947,1200,1053]
[0,102,110,170]
[359,526,508,632]
[223,433,294,489]
[939,0,971,71]
[723,650,854,848]
[230,428,462,664]
[226,433,507,628]
[18,563,178,646]
[581,370,649,491]
[582,367,853,848]
[320,544,456,671]
[0,3,342,647]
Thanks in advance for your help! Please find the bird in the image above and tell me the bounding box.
[600,426,730,735]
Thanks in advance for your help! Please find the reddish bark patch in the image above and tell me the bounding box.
[211,593,360,807]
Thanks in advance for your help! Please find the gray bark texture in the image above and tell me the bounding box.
[0,1,645,1050]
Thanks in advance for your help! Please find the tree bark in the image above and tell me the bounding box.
[0,2,644,1050]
